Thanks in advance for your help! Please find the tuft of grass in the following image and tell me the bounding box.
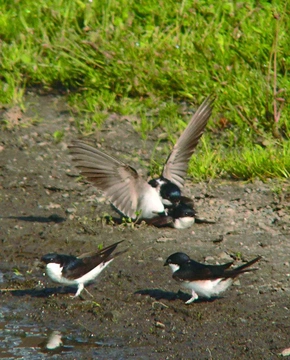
[52,130,64,143]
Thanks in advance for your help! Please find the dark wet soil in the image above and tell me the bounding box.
[0,94,290,359]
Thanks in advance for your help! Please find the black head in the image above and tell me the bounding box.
[169,202,196,218]
[164,252,191,266]
[148,178,159,188]
[160,181,181,202]
[148,177,181,201]
[41,253,69,265]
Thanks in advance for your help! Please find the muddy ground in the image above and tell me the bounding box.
[0,94,290,359]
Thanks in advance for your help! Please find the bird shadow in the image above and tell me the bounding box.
[7,286,76,298]
[1,214,66,223]
[135,289,218,303]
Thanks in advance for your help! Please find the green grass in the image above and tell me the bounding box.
[1,0,289,180]
[188,136,290,181]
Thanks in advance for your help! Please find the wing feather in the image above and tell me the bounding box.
[173,257,261,282]
[63,241,124,279]
[69,141,148,218]
[162,96,214,188]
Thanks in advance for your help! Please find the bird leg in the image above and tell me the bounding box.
[84,287,94,298]
[73,283,84,298]
[185,290,199,304]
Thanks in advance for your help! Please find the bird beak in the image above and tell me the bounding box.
[163,262,168,266]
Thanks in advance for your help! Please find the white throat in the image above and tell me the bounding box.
[168,263,180,273]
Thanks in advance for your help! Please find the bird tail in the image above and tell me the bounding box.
[111,248,129,259]
[231,256,262,277]
[78,240,125,261]
[100,240,127,261]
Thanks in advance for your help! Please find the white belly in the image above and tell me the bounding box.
[183,278,233,298]
[46,259,113,286]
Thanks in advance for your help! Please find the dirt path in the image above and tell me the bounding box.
[0,94,289,359]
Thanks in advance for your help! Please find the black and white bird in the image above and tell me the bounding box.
[164,252,261,304]
[146,201,196,229]
[167,202,196,229]
[68,96,214,224]
[41,240,125,297]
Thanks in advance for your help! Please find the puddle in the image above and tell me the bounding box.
[0,306,126,360]
[0,272,4,284]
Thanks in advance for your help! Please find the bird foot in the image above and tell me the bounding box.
[185,291,198,304]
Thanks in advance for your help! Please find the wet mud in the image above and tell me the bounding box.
[0,94,290,359]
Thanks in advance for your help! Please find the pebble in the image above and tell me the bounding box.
[155,321,165,329]
[204,256,215,263]
[280,348,290,357]
[66,208,76,214]
[44,203,61,210]
[156,237,175,243]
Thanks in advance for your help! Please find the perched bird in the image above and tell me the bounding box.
[167,202,196,229]
[69,96,214,222]
[146,201,196,229]
[164,252,262,304]
[41,240,125,297]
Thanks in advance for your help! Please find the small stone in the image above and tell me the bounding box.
[66,208,76,214]
[156,237,175,243]
[213,235,224,243]
[155,321,165,329]
[44,203,61,210]
[280,348,290,356]
[204,256,215,262]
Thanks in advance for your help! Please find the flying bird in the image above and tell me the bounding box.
[69,96,214,222]
[41,240,125,297]
[164,252,261,304]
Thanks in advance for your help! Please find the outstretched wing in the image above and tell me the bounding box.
[162,96,214,188]
[69,141,151,219]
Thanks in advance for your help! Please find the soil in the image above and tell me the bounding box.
[0,94,290,359]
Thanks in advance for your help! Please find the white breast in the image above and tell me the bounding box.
[173,217,195,229]
[46,263,77,286]
[138,187,164,219]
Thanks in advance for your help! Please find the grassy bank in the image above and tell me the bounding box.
[1,0,289,180]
